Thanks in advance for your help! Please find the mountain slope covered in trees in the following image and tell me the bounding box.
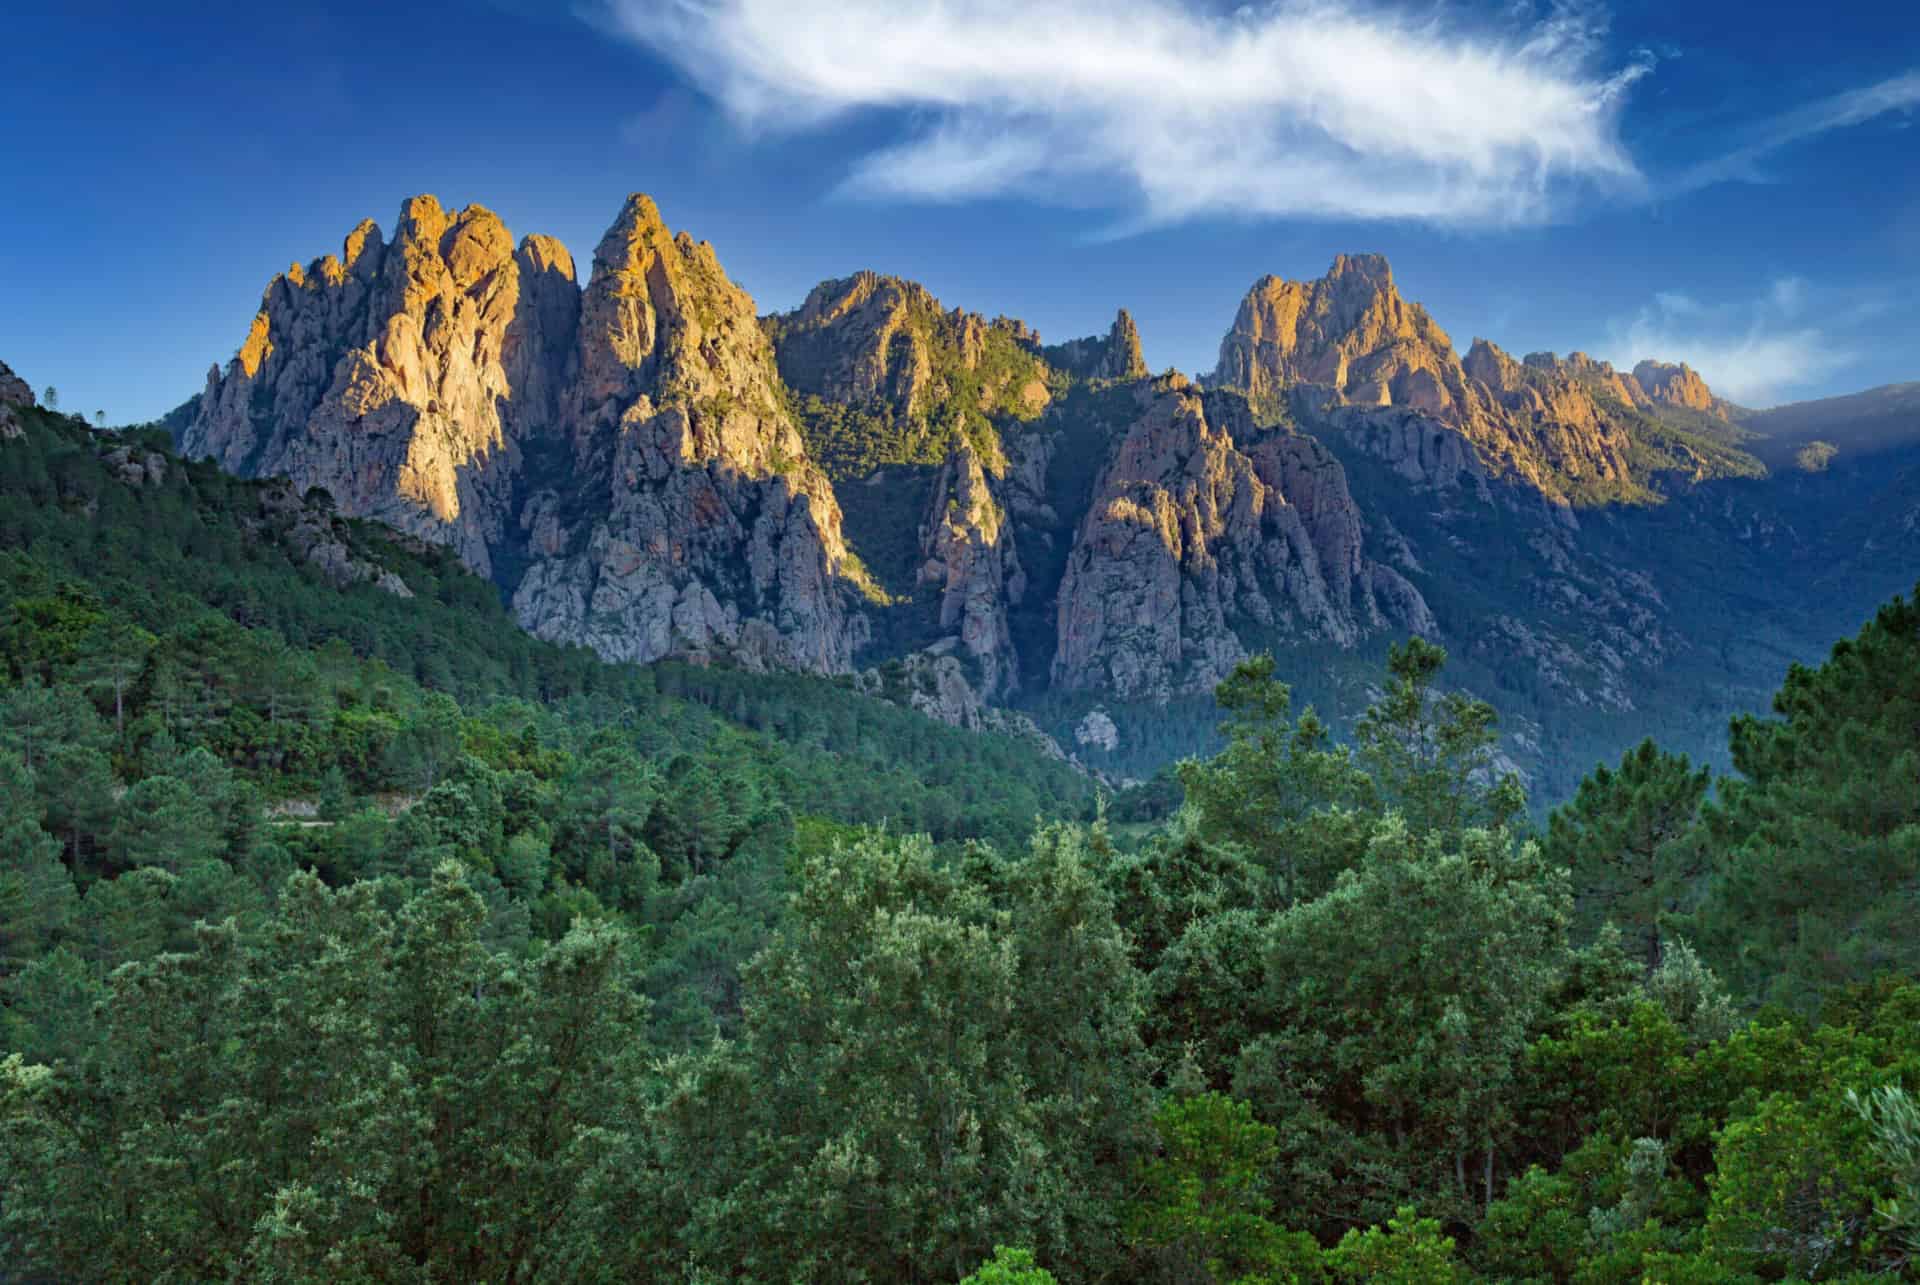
[4,376,1920,1279]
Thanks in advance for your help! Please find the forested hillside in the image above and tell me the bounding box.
[3,396,1918,1280]
[0,400,1095,1052]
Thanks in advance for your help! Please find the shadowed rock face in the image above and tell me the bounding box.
[0,360,32,409]
[1044,310,1148,383]
[1052,374,1431,699]
[917,441,1025,697]
[184,193,865,673]
[512,196,867,671]
[185,199,529,575]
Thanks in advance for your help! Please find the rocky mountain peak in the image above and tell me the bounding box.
[604,192,669,242]
[568,191,793,436]
[1214,256,1763,505]
[519,193,864,672]
[766,272,1053,434]
[769,273,935,416]
[1463,337,1523,392]
[1043,307,1149,383]
[1213,254,1463,415]
[1325,251,1394,289]
[516,233,574,281]
[1633,359,1730,419]
[1108,309,1147,378]
[1510,349,1654,410]
[342,218,384,272]
[182,191,866,674]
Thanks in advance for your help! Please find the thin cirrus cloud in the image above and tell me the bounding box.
[1673,70,1920,194]
[592,0,1652,227]
[1604,279,1857,408]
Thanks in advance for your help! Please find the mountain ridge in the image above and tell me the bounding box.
[168,192,1920,793]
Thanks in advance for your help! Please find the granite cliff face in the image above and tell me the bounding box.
[180,208,1859,795]
[1052,375,1430,699]
[0,359,33,439]
[767,272,1054,443]
[184,198,536,575]
[1214,255,1463,409]
[1211,256,1749,506]
[1043,310,1148,383]
[762,275,1361,708]
[917,442,1026,695]
[1633,359,1736,419]
[511,196,864,670]
[185,194,864,673]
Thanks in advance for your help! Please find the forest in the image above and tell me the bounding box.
[2,404,1918,1282]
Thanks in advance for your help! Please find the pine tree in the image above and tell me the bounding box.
[1695,586,1920,1006]
[1545,738,1710,972]
[1356,638,1525,841]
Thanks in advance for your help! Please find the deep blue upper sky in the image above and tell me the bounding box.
[3,0,1916,423]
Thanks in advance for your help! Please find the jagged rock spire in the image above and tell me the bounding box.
[182,191,866,674]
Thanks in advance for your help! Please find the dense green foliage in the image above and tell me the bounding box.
[1692,589,1920,1008]
[2,405,1918,1281]
[1545,738,1711,972]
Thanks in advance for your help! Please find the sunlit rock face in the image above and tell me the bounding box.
[1211,254,1739,506]
[183,216,1756,762]
[512,196,864,671]
[186,193,865,672]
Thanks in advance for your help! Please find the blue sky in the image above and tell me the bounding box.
[2,0,1916,423]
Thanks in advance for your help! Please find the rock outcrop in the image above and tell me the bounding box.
[183,198,534,575]
[512,196,864,671]
[766,272,1053,436]
[1633,359,1737,421]
[917,442,1025,696]
[765,273,1077,683]
[1214,255,1466,412]
[185,193,865,673]
[0,359,33,439]
[99,443,168,487]
[855,645,1059,749]
[1211,256,1750,505]
[255,481,414,599]
[177,212,1792,796]
[1044,310,1148,382]
[0,360,31,409]
[1052,375,1430,698]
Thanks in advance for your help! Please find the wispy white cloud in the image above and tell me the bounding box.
[1674,70,1920,193]
[1604,280,1855,407]
[593,0,1650,227]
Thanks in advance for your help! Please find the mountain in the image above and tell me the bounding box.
[1050,374,1430,699]
[1741,381,1920,466]
[175,199,1920,799]
[186,194,867,674]
[1209,254,1759,507]
[0,392,1096,842]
